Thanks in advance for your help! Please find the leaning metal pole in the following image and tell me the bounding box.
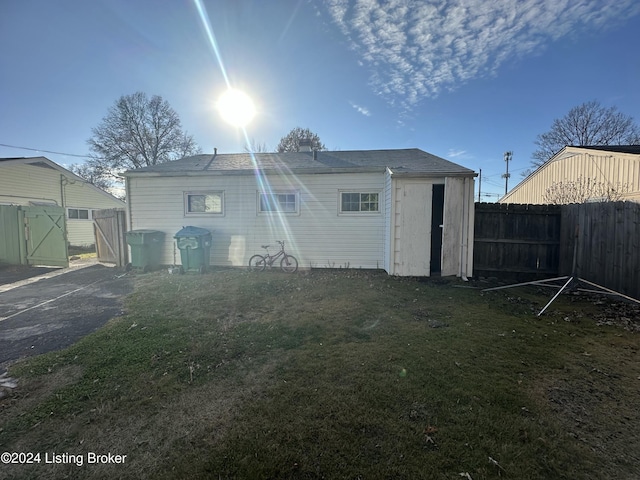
[483,224,640,315]
[537,276,575,316]
[537,225,580,316]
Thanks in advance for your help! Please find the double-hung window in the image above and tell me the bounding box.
[340,192,380,213]
[258,192,299,214]
[184,191,224,215]
[67,208,91,220]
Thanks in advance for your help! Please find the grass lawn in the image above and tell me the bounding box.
[68,245,97,261]
[1,269,639,479]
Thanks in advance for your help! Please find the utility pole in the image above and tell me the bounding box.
[502,151,512,195]
[478,168,482,202]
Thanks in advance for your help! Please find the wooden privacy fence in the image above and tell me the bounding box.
[474,203,561,277]
[474,202,640,300]
[93,208,128,267]
[560,202,640,300]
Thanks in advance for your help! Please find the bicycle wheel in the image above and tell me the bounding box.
[280,254,298,273]
[249,255,266,272]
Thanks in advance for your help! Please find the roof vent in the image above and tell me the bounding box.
[299,139,312,152]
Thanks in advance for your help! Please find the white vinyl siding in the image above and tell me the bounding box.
[127,173,386,269]
[64,182,124,246]
[0,163,62,206]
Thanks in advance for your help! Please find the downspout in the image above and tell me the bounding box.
[59,174,76,208]
[60,174,66,208]
[60,174,70,247]
[125,176,133,230]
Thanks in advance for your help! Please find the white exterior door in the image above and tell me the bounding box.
[398,182,432,276]
[441,176,474,278]
[442,177,464,276]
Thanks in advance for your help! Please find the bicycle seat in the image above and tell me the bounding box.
[261,245,270,249]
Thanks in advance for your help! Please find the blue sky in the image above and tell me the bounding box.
[1,0,639,200]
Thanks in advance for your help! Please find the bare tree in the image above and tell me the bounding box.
[531,101,640,170]
[276,127,326,152]
[69,163,112,191]
[543,176,630,205]
[86,92,200,180]
[243,138,269,153]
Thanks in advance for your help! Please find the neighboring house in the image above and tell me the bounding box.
[123,148,476,277]
[0,157,126,246]
[500,145,640,204]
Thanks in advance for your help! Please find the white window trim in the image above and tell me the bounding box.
[67,207,92,221]
[338,190,382,215]
[184,191,225,216]
[257,191,300,215]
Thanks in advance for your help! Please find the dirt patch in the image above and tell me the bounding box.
[0,364,83,414]
[1,360,281,480]
[537,366,640,479]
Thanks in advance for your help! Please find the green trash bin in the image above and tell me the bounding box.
[125,230,165,272]
[174,226,212,274]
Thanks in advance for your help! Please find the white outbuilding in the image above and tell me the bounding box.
[123,148,476,277]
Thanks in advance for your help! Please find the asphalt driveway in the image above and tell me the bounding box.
[0,263,133,374]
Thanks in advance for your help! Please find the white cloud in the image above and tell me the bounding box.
[325,0,640,111]
[350,101,372,116]
[447,148,469,159]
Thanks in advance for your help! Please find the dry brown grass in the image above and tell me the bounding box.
[1,269,639,479]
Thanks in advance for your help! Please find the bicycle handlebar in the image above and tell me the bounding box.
[261,241,285,251]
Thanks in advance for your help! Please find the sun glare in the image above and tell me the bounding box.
[217,89,256,127]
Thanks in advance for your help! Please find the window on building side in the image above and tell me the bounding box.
[67,208,90,220]
[259,192,298,214]
[340,192,379,213]
[185,192,224,215]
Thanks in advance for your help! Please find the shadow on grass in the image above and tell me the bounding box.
[1,269,638,479]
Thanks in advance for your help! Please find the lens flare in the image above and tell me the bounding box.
[217,89,256,127]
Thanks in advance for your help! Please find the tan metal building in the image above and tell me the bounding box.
[500,146,640,204]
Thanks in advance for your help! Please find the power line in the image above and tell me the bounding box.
[0,143,91,159]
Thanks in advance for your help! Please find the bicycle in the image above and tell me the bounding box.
[249,240,298,273]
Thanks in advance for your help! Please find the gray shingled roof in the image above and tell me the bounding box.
[123,148,475,177]
[574,145,640,155]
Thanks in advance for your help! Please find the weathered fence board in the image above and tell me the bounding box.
[560,202,640,300]
[93,208,128,267]
[474,203,561,277]
[475,201,640,300]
